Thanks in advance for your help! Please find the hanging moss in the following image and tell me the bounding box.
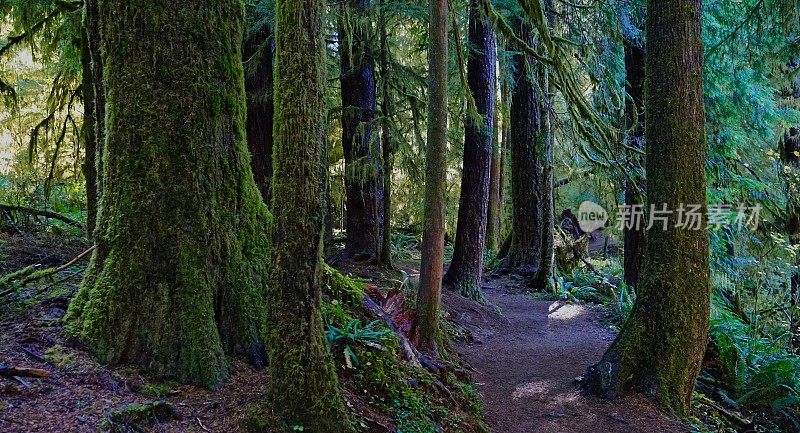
[66,0,272,389]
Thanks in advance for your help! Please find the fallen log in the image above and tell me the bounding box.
[0,204,84,229]
[0,364,50,378]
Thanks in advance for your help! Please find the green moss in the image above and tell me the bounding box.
[322,265,366,309]
[240,403,285,433]
[44,345,76,369]
[0,265,57,291]
[105,400,176,432]
[139,383,175,398]
[65,0,272,389]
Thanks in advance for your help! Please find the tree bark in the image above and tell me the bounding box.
[340,0,385,261]
[443,0,496,301]
[622,31,646,289]
[531,0,555,291]
[81,0,104,238]
[66,0,272,389]
[414,0,449,353]
[486,100,502,252]
[502,18,545,278]
[584,0,709,416]
[243,18,275,204]
[80,23,97,238]
[379,0,394,266]
[268,0,355,429]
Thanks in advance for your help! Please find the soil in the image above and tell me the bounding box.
[451,281,689,433]
[1,233,690,433]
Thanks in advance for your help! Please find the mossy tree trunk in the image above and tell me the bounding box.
[243,16,275,204]
[379,0,394,266]
[531,0,555,291]
[66,0,272,389]
[414,0,449,353]
[81,0,104,238]
[622,31,646,289]
[584,0,709,416]
[340,0,386,262]
[267,0,355,430]
[443,0,496,302]
[502,18,545,278]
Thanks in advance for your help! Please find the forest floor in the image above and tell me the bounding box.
[1,232,734,432]
[450,280,690,433]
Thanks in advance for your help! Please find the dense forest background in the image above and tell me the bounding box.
[1,0,800,432]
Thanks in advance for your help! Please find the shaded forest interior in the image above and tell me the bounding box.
[0,0,800,432]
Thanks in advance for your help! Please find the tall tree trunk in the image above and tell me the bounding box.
[66,0,272,389]
[781,127,800,349]
[531,85,554,291]
[486,95,502,252]
[340,0,385,261]
[499,78,510,241]
[414,0,449,353]
[622,32,646,289]
[443,0,496,301]
[379,0,394,266]
[82,0,104,238]
[502,18,544,278]
[584,0,709,415]
[243,21,275,204]
[531,0,555,291]
[268,0,355,429]
[80,22,97,238]
[486,68,507,253]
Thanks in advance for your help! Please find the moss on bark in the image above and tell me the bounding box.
[66,0,272,389]
[415,0,450,353]
[267,0,355,430]
[584,0,709,416]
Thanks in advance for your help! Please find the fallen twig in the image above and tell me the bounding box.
[18,345,47,363]
[697,395,751,426]
[0,204,84,229]
[197,418,211,433]
[54,245,95,273]
[0,245,95,297]
[0,364,50,379]
[2,209,25,238]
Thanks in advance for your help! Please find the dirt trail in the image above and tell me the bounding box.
[454,287,689,433]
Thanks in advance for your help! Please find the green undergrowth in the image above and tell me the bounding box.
[697,294,800,431]
[242,265,489,433]
[550,253,800,431]
[322,265,488,433]
[550,259,635,327]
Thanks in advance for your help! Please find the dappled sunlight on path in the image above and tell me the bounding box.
[456,287,689,433]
